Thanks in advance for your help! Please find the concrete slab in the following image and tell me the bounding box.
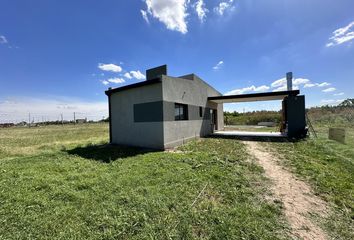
[213,130,287,138]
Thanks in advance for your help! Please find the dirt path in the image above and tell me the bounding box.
[244,141,328,240]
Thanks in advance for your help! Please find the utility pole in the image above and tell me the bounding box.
[28,113,31,127]
[61,113,63,126]
[73,112,76,125]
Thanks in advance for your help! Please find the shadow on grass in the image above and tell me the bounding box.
[65,144,158,163]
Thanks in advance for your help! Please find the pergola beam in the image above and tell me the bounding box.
[208,90,299,103]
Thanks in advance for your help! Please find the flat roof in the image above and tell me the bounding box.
[208,90,299,103]
[105,78,161,96]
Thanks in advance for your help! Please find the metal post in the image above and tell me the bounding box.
[286,72,293,91]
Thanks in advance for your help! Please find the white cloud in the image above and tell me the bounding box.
[326,21,354,47]
[107,78,125,84]
[141,10,149,23]
[271,78,286,88]
[194,0,208,23]
[272,85,288,92]
[214,0,235,16]
[304,82,330,88]
[321,99,344,105]
[143,0,188,34]
[272,85,300,92]
[0,35,8,44]
[124,72,133,79]
[270,77,335,93]
[0,96,108,123]
[254,85,270,92]
[334,92,344,96]
[101,77,125,85]
[293,78,310,85]
[271,77,310,92]
[98,63,122,73]
[304,83,316,88]
[130,70,146,80]
[322,87,336,92]
[213,60,224,70]
[101,80,109,85]
[225,85,270,95]
[317,82,330,87]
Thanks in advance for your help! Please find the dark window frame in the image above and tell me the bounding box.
[175,103,188,121]
[199,106,203,117]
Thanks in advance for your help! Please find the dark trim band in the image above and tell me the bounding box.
[132,100,212,123]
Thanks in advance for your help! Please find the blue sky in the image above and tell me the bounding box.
[1,0,353,122]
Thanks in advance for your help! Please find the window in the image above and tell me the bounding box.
[199,106,203,117]
[175,103,188,120]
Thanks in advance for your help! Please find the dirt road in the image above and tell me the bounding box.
[245,141,328,240]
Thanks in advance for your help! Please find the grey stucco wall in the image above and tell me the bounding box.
[110,82,164,149]
[161,75,223,148]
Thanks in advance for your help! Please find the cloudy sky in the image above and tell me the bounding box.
[0,0,353,122]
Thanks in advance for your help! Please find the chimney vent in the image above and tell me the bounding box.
[146,65,167,80]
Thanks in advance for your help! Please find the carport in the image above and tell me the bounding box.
[208,90,307,138]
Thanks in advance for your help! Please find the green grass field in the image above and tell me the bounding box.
[1,122,353,239]
[224,125,279,133]
[0,124,287,239]
[262,123,354,239]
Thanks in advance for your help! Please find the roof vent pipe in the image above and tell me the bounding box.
[286,72,293,91]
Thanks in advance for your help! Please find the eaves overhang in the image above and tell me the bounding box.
[105,78,162,96]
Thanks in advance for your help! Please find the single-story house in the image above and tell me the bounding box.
[105,65,306,149]
[105,65,224,149]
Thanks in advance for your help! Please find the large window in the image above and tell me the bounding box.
[175,103,188,120]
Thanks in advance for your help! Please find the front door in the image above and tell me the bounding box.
[211,109,217,132]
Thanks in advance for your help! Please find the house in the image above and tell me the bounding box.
[0,123,15,128]
[75,118,87,124]
[105,65,224,149]
[105,65,307,150]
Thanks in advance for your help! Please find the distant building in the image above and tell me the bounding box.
[16,121,27,126]
[75,118,87,124]
[0,123,15,128]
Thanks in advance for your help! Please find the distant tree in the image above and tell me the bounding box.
[339,98,354,107]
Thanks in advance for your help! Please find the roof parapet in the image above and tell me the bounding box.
[178,74,195,80]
